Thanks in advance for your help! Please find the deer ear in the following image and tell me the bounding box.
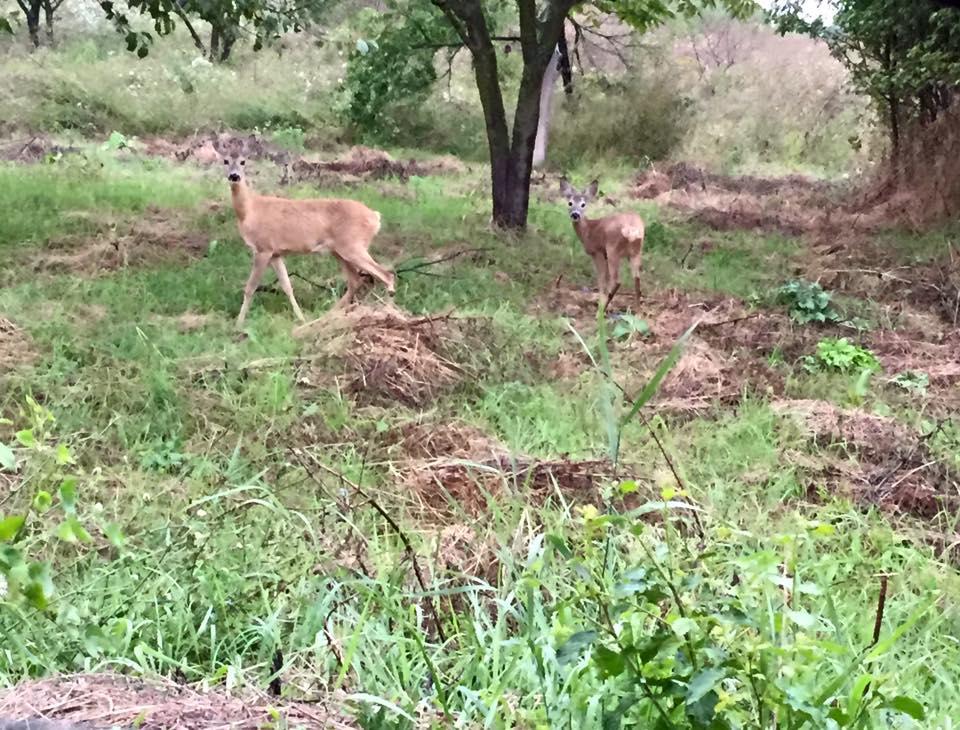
[559,178,574,196]
[586,179,599,198]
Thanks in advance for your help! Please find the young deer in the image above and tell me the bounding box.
[215,138,396,328]
[560,178,645,306]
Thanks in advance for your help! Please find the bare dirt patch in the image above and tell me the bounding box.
[294,304,464,408]
[32,210,209,276]
[0,673,354,729]
[0,316,37,373]
[773,399,960,521]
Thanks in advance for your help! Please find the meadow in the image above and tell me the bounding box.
[0,7,959,730]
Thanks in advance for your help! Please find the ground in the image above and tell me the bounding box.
[1,133,960,727]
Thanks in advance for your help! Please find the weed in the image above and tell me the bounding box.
[891,370,930,395]
[804,337,881,375]
[776,279,842,324]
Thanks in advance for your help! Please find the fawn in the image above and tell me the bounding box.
[560,178,645,306]
[214,138,396,327]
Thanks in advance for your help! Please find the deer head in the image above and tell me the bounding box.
[559,178,599,222]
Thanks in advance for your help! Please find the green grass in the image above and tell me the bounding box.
[1,147,959,728]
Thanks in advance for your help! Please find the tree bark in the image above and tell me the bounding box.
[22,2,41,48]
[209,24,221,61]
[557,30,573,95]
[533,46,561,169]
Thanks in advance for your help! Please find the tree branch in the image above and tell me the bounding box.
[170,1,207,53]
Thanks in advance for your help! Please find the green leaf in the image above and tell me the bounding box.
[593,645,627,677]
[59,478,77,513]
[15,429,35,448]
[56,517,91,544]
[0,442,15,472]
[0,515,25,542]
[55,443,72,465]
[671,617,697,637]
[32,491,52,513]
[620,321,698,428]
[103,522,125,548]
[846,674,873,718]
[687,668,725,705]
[557,630,599,664]
[786,609,819,629]
[883,695,925,721]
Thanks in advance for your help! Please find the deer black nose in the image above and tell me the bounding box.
[570,211,581,221]
[228,172,241,183]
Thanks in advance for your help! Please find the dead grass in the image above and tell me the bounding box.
[0,673,355,729]
[0,316,37,373]
[293,304,464,408]
[773,399,960,521]
[380,419,630,524]
[33,210,209,276]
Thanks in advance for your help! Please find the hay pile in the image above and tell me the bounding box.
[0,673,355,729]
[294,304,463,407]
[385,420,619,523]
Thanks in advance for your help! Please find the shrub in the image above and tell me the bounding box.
[549,67,690,168]
[804,337,881,374]
[776,279,842,325]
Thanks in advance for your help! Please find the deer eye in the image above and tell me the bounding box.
[240,160,245,166]
[580,202,586,208]
[568,201,572,206]
[223,159,228,165]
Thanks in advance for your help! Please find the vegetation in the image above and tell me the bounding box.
[2,2,960,729]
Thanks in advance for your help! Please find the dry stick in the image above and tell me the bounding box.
[697,312,762,330]
[293,450,448,645]
[394,247,494,277]
[860,575,891,704]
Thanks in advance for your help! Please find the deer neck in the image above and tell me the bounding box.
[230,180,254,223]
[572,215,594,244]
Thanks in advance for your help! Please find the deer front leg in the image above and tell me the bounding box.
[236,251,272,328]
[606,249,623,299]
[271,257,306,322]
[590,252,608,299]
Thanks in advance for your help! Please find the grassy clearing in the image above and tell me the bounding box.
[1,145,959,728]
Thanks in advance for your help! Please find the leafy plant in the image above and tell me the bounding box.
[891,370,929,395]
[269,125,306,152]
[806,337,882,375]
[551,505,928,728]
[776,279,841,324]
[611,312,651,341]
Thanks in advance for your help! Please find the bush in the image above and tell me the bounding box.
[776,279,842,325]
[549,67,690,169]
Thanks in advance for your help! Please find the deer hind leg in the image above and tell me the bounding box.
[237,252,272,328]
[340,248,395,294]
[332,252,365,308]
[629,242,644,307]
[271,257,305,322]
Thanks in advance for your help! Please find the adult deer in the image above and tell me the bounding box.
[215,138,395,328]
[560,178,645,307]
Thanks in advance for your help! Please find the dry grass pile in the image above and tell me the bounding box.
[773,399,960,521]
[291,146,464,183]
[35,210,209,276]
[141,132,290,167]
[294,304,463,407]
[632,161,913,236]
[0,673,355,729]
[384,420,623,523]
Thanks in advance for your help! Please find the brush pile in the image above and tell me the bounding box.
[294,304,462,407]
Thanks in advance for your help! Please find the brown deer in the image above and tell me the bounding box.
[560,178,645,306]
[215,138,395,328]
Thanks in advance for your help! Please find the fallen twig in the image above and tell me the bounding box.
[394,247,493,277]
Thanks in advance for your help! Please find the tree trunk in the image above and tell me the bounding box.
[209,24,221,62]
[557,31,573,95]
[25,4,40,48]
[219,26,237,62]
[533,46,561,169]
[42,0,54,45]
